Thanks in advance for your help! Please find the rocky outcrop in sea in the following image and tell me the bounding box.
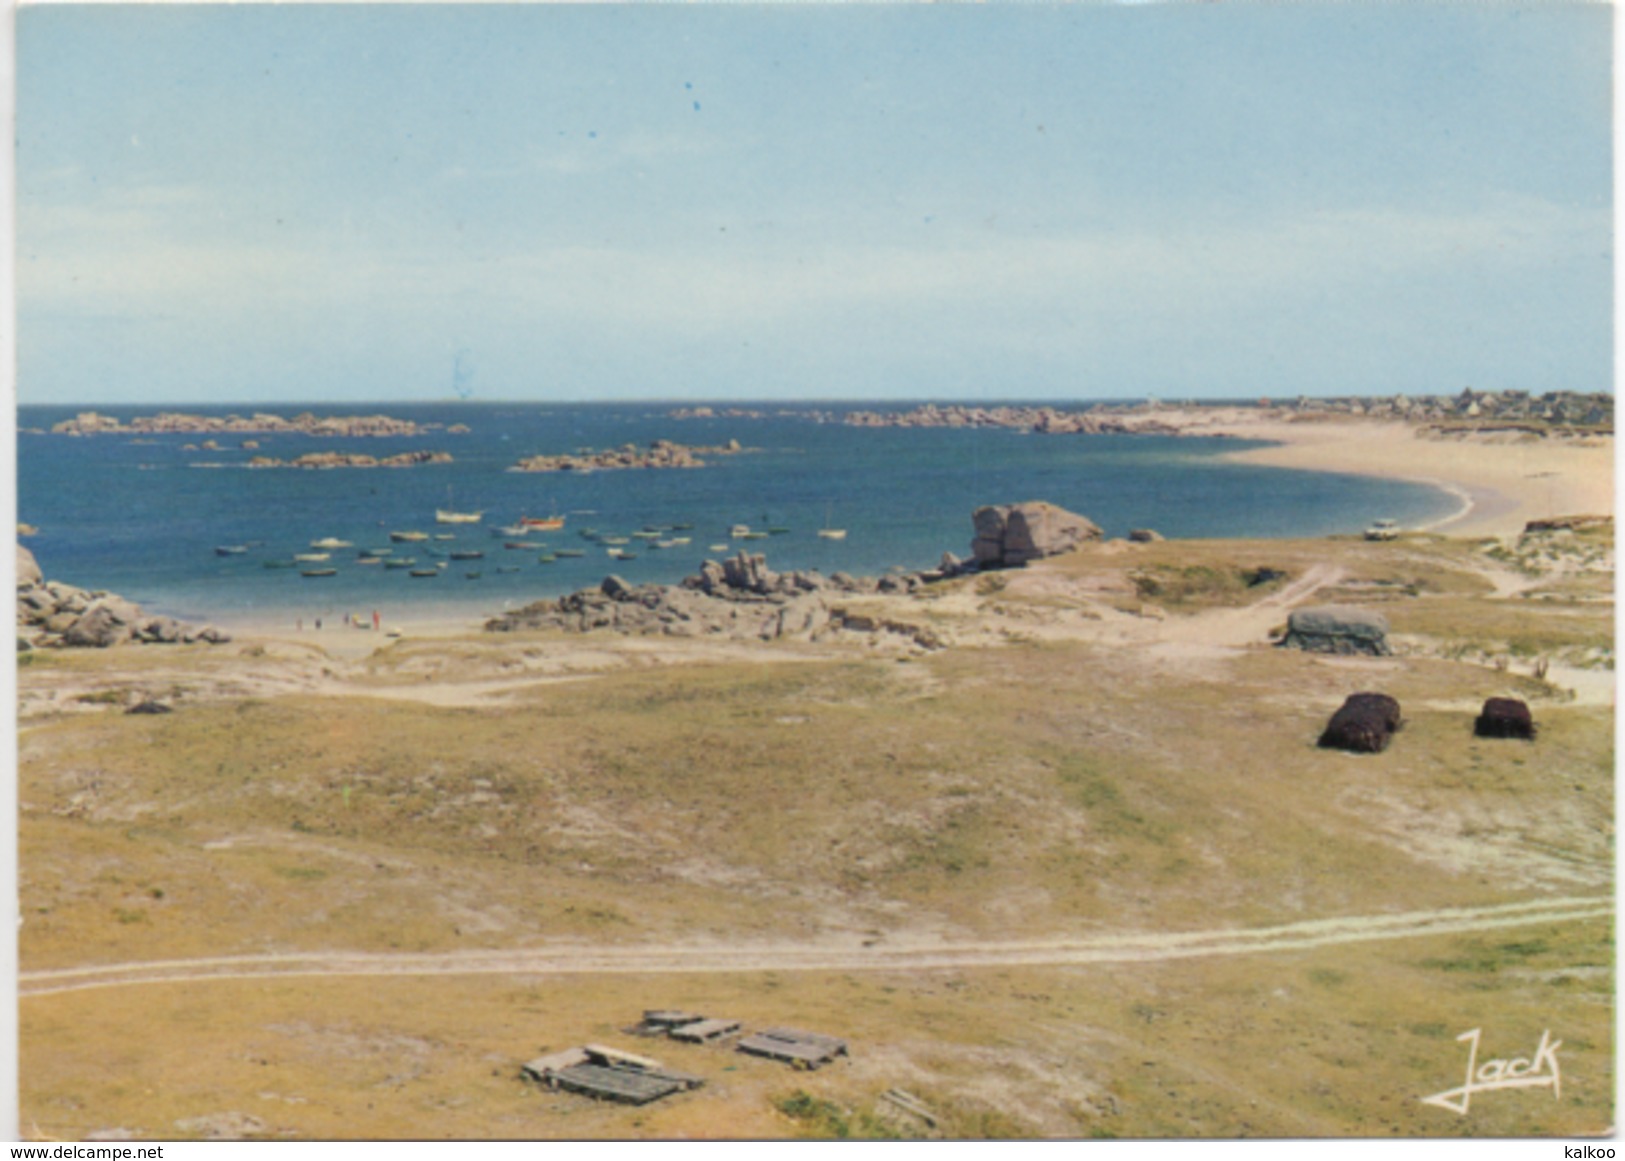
[234,450,454,469]
[48,411,452,438]
[508,438,744,473]
[17,545,230,650]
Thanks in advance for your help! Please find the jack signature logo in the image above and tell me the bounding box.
[1421,1027,1562,1114]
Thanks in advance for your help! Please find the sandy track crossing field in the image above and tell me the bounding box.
[21,894,1610,997]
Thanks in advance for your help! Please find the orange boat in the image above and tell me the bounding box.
[519,515,565,530]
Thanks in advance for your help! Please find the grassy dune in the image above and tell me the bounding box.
[18,532,1614,1138]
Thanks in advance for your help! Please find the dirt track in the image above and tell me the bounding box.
[20,894,1609,998]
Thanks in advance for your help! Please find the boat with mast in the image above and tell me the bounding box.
[817,503,847,540]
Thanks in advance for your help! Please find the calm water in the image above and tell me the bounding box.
[18,402,1456,627]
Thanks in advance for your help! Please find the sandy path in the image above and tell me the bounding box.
[20,895,1609,998]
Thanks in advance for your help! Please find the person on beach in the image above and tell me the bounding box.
[372,609,380,631]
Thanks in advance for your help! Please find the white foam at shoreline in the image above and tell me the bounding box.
[1412,478,1478,533]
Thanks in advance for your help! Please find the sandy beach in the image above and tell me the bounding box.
[1205,416,1614,538]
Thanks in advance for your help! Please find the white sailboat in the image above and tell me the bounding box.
[817,503,847,540]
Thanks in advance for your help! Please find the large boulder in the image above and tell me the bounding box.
[63,604,134,648]
[971,502,1103,567]
[17,544,42,588]
[721,551,777,594]
[1278,606,1391,656]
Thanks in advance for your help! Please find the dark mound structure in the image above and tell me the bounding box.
[1318,692,1403,754]
[1475,697,1536,740]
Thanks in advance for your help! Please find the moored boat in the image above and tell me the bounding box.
[449,550,484,560]
[818,504,847,540]
[409,568,439,578]
[215,545,249,556]
[301,568,337,578]
[310,537,352,550]
[293,552,331,562]
[520,514,566,530]
[390,530,429,543]
[384,558,417,569]
[436,509,483,524]
[553,548,585,558]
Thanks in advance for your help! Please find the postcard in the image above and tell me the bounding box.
[11,0,1614,1147]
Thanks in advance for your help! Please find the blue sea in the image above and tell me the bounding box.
[18,402,1457,628]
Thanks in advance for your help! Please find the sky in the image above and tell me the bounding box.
[13,2,1615,406]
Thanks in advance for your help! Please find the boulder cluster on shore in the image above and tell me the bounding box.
[485,550,962,646]
[46,411,466,438]
[485,501,1100,644]
[508,438,744,473]
[17,546,229,650]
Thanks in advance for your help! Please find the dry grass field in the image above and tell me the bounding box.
[18,530,1614,1139]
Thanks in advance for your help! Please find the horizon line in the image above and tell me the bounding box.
[17,388,1615,411]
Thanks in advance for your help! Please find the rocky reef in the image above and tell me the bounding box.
[508,438,744,473]
[842,403,1190,435]
[17,546,230,650]
[48,411,452,438]
[233,450,454,469]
